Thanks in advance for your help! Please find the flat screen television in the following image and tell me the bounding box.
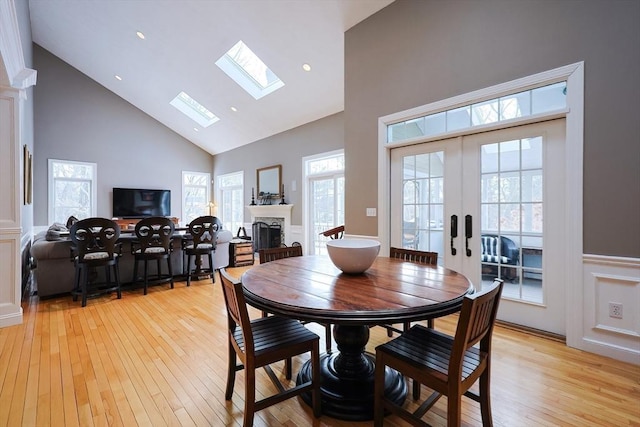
[112,187,171,218]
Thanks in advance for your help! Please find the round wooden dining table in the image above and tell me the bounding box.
[241,255,473,421]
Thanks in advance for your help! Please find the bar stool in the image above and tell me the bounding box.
[131,216,175,295]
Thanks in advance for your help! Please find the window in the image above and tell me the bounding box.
[305,150,345,254]
[216,40,285,99]
[217,171,244,233]
[182,171,210,225]
[387,82,567,143]
[170,91,219,128]
[48,159,97,224]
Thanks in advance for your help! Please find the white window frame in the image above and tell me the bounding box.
[216,170,244,233]
[47,159,97,225]
[182,171,211,225]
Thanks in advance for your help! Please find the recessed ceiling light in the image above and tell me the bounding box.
[230,106,238,112]
[115,75,122,81]
[302,63,311,72]
[136,31,145,40]
[194,127,199,132]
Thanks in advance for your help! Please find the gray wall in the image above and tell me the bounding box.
[212,112,344,225]
[33,45,213,226]
[344,0,640,257]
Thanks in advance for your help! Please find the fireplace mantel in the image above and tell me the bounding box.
[247,204,293,245]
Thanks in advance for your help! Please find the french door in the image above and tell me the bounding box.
[391,120,566,334]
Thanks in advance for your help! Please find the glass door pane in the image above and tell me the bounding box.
[309,176,344,255]
[479,137,543,304]
[401,152,445,259]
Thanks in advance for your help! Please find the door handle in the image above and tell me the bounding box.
[450,215,458,256]
[465,214,472,257]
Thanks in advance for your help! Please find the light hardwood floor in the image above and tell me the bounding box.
[1,269,638,426]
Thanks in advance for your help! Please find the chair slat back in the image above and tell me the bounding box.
[188,215,221,246]
[451,279,503,373]
[135,216,174,253]
[389,247,438,265]
[218,269,254,354]
[70,217,121,261]
[259,245,303,264]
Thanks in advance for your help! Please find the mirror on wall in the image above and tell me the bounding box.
[257,164,282,199]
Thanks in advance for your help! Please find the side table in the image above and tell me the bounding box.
[228,239,254,267]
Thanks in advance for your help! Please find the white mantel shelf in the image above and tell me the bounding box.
[247,204,293,218]
[247,204,294,245]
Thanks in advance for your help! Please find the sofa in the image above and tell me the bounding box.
[31,225,233,298]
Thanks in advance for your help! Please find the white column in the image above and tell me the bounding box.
[0,0,38,327]
[0,89,23,327]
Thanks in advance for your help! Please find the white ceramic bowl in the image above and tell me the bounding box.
[326,238,381,274]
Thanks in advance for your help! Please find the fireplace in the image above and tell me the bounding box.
[247,204,293,246]
[252,221,282,251]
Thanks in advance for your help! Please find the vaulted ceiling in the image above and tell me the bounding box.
[28,0,394,155]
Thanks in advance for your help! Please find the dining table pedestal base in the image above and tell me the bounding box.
[296,324,407,421]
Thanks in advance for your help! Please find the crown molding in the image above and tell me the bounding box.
[0,0,37,89]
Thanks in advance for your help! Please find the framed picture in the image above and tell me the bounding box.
[23,145,32,205]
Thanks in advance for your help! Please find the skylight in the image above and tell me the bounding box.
[170,91,219,128]
[216,40,284,100]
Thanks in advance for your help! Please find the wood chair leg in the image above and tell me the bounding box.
[114,264,121,299]
[479,369,493,426]
[186,256,193,286]
[132,259,139,287]
[81,267,89,307]
[448,394,463,427]
[413,377,421,400]
[225,345,236,400]
[143,260,149,295]
[167,258,174,288]
[285,357,292,380]
[243,366,256,427]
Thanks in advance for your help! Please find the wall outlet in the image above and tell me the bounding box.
[609,302,623,319]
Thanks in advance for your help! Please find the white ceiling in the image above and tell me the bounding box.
[28,0,394,155]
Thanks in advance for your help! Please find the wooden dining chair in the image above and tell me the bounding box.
[384,247,439,336]
[218,269,321,427]
[373,279,504,426]
[258,245,334,353]
[319,225,345,240]
[258,245,303,263]
[131,216,175,295]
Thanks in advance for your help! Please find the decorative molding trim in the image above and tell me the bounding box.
[0,0,36,90]
[582,255,640,364]
[344,233,379,240]
[583,254,640,269]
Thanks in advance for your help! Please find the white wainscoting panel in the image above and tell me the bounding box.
[582,254,640,364]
